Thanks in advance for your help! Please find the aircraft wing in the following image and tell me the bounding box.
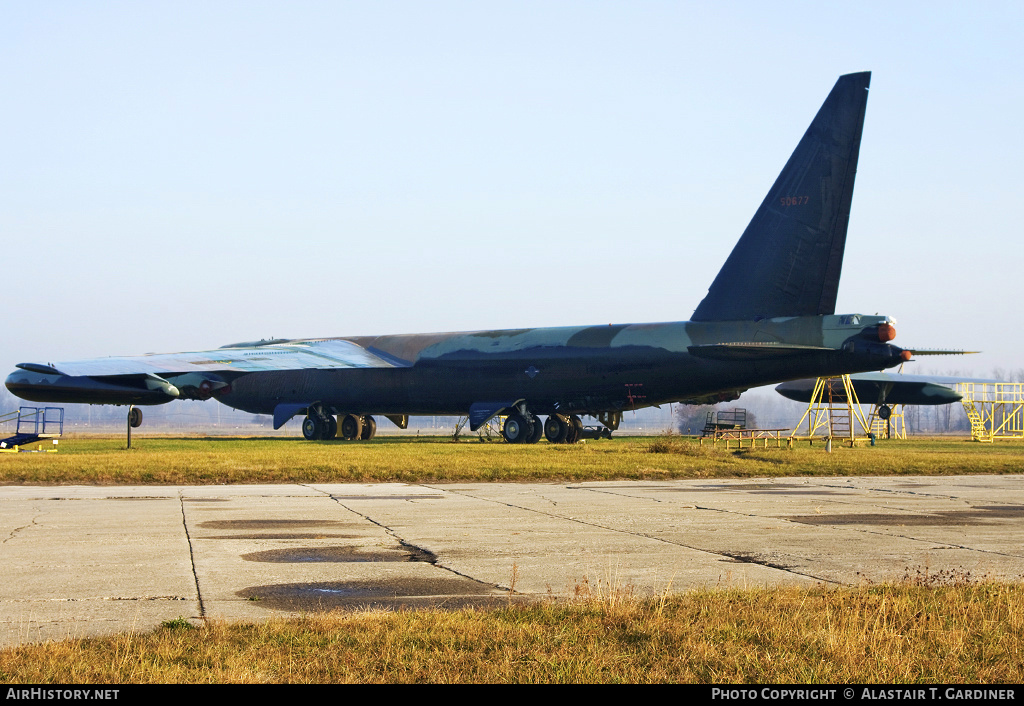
[8,338,410,407]
[19,338,406,378]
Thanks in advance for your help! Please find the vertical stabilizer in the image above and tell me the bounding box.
[691,72,870,322]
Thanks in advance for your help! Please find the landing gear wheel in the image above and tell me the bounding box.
[302,415,323,440]
[325,415,338,439]
[525,414,543,444]
[128,407,143,428]
[340,414,364,440]
[360,415,377,440]
[544,414,569,443]
[566,415,583,444]
[502,413,530,443]
[878,404,892,420]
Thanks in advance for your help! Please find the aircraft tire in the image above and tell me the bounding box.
[340,413,363,440]
[361,415,377,440]
[544,414,569,443]
[325,415,338,439]
[302,415,322,440]
[128,407,143,428]
[566,415,583,444]
[502,413,529,443]
[878,404,892,420]
[526,415,543,444]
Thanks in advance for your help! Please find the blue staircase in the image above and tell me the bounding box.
[0,407,64,452]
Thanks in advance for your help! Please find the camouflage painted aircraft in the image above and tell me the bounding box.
[6,71,918,443]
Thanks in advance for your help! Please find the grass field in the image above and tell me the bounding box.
[2,581,1022,683]
[1,434,1022,485]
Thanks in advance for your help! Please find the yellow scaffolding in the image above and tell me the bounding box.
[955,382,1024,442]
[790,375,873,446]
[865,403,907,439]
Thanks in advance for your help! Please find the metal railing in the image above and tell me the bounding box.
[0,407,65,437]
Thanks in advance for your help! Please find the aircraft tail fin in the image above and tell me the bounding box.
[691,71,870,322]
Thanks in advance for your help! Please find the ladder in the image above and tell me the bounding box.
[960,397,991,442]
[790,375,872,445]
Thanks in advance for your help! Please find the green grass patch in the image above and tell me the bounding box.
[1,434,1023,485]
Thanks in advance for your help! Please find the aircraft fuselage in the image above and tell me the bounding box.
[6,313,904,419]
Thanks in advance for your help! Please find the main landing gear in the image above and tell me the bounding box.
[502,411,587,444]
[302,407,377,441]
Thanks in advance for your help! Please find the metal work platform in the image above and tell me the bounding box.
[0,407,64,453]
[956,382,1024,442]
[790,375,873,446]
[701,427,791,449]
[701,408,747,437]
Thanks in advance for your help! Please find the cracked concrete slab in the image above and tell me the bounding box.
[2,477,1023,647]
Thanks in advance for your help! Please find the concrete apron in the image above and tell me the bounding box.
[2,477,1023,647]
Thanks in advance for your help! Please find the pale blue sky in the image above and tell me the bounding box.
[2,1,1022,381]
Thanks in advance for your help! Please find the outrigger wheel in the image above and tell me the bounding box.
[128,407,143,428]
[878,404,892,420]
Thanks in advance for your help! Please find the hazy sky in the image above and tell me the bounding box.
[3,1,1022,385]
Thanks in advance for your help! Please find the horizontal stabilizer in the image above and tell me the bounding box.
[688,342,833,361]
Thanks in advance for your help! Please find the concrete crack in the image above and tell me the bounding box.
[430,485,832,584]
[327,493,508,592]
[2,503,44,545]
[573,483,1024,561]
[178,492,206,618]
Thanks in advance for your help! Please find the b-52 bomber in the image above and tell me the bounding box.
[7,71,920,443]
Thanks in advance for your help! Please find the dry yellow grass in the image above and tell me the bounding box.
[3,581,1023,683]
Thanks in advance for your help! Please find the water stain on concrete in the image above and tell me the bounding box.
[748,490,842,495]
[238,577,520,612]
[785,505,1024,527]
[330,495,445,501]
[199,519,358,530]
[241,545,436,564]
[204,533,362,540]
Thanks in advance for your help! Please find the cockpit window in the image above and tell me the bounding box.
[838,315,861,326]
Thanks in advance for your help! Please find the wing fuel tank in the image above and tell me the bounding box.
[5,367,180,406]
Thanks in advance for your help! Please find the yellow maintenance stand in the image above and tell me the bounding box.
[790,375,873,446]
[865,402,907,439]
[955,382,1024,442]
